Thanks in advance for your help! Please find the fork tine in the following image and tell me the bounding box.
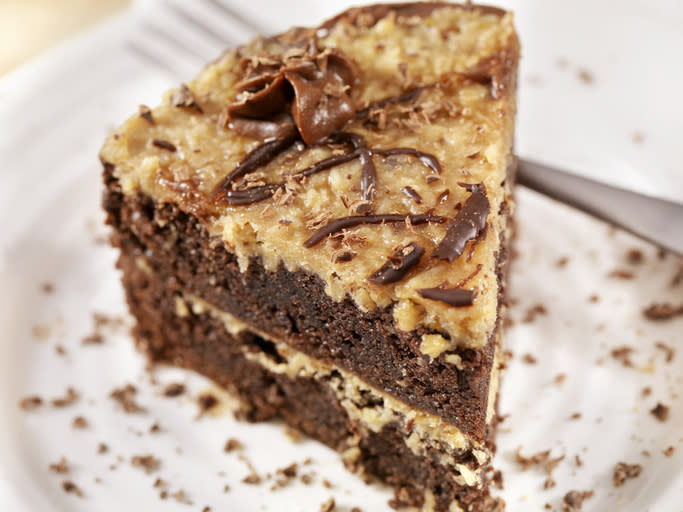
[126,41,184,78]
[204,0,264,35]
[166,1,240,47]
[141,22,209,61]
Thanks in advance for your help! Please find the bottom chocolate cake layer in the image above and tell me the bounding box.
[117,249,504,512]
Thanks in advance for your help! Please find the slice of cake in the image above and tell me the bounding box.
[101,3,518,511]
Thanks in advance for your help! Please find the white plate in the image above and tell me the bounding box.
[0,1,682,511]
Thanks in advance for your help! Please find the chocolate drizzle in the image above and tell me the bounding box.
[418,287,476,307]
[368,242,425,285]
[212,131,441,207]
[303,214,445,248]
[432,183,489,262]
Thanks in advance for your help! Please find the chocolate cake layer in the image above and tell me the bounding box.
[116,241,503,512]
[104,166,509,443]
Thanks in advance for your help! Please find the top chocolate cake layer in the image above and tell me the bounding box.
[100,3,518,349]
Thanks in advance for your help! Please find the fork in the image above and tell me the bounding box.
[126,0,683,257]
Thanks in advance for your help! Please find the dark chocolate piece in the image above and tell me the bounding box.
[138,105,155,125]
[171,83,203,113]
[418,287,476,307]
[401,186,423,204]
[152,139,177,152]
[304,214,445,248]
[368,242,425,285]
[212,135,297,196]
[432,183,489,262]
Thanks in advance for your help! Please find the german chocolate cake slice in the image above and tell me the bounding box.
[101,3,518,510]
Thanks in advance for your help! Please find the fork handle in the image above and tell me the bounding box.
[517,158,683,257]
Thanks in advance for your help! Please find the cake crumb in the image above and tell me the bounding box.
[224,438,243,453]
[55,345,67,356]
[607,268,634,280]
[52,387,80,408]
[319,497,335,512]
[322,478,333,489]
[171,489,191,504]
[149,422,161,434]
[670,265,683,287]
[569,412,582,420]
[242,473,262,485]
[554,373,567,385]
[613,462,642,487]
[223,484,230,493]
[197,392,219,417]
[663,446,675,457]
[81,332,104,345]
[610,346,634,367]
[202,507,211,512]
[515,447,564,489]
[555,256,569,268]
[49,457,70,474]
[131,454,161,474]
[72,416,89,429]
[587,294,599,303]
[522,353,537,364]
[162,382,186,397]
[350,508,362,512]
[110,384,145,413]
[625,248,644,265]
[562,490,594,511]
[641,386,652,398]
[650,402,670,422]
[522,303,547,323]
[41,282,55,294]
[19,395,43,411]
[643,303,683,321]
[641,450,651,457]
[577,68,594,84]
[654,342,675,363]
[574,454,583,467]
[61,480,84,498]
[97,443,109,454]
[631,131,645,144]
[492,470,504,490]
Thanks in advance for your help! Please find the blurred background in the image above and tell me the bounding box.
[0,0,130,76]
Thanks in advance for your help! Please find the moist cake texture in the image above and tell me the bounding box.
[101,3,519,511]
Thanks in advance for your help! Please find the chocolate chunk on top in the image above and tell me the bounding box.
[432,183,489,262]
[368,242,424,285]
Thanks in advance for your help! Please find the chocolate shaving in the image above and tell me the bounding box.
[417,287,476,307]
[401,186,422,204]
[432,183,489,262]
[304,213,444,248]
[138,105,155,125]
[152,139,177,152]
[171,83,203,113]
[368,242,425,285]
